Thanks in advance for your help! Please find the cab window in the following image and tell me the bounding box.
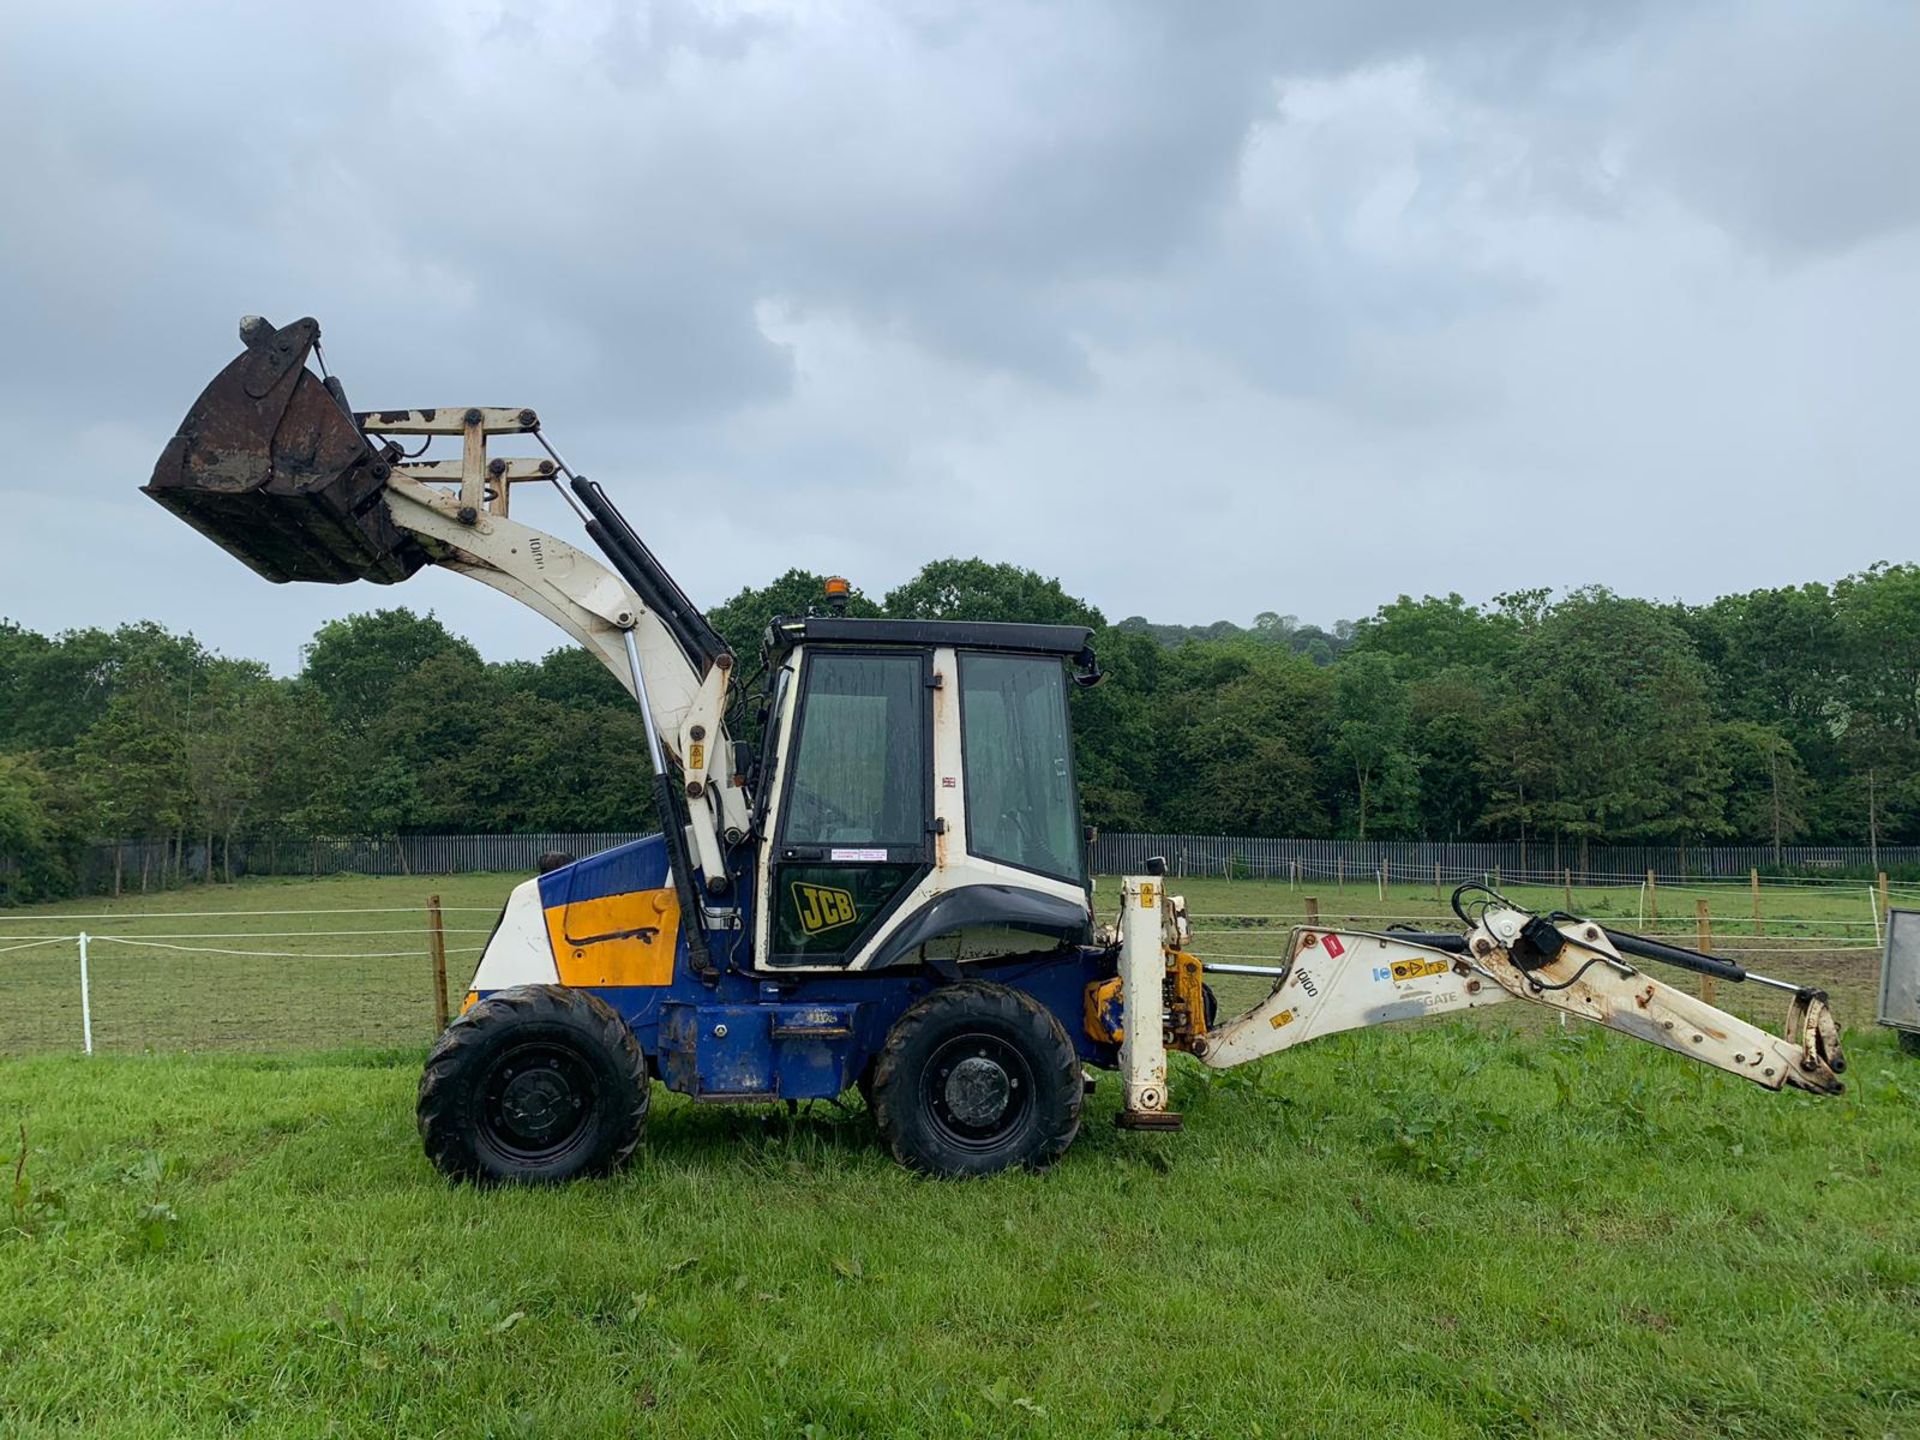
[959,652,1083,883]
[781,652,926,847]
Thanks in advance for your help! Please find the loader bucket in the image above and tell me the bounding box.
[142,316,429,585]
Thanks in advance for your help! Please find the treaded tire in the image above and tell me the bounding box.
[417,985,649,1185]
[1900,1029,1920,1058]
[871,980,1082,1178]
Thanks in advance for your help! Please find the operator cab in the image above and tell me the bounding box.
[752,614,1101,973]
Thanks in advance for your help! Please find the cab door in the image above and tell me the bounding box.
[766,648,932,967]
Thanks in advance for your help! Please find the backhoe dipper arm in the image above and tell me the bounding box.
[1193,910,1843,1094]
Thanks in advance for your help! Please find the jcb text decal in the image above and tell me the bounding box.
[791,881,859,936]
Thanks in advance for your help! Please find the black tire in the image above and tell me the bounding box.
[870,981,1082,1178]
[417,985,649,1185]
[1899,1029,1920,1058]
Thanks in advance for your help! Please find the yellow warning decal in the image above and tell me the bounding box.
[688,741,706,772]
[1268,1008,1296,1030]
[1140,881,1157,909]
[1391,957,1450,983]
[792,881,859,936]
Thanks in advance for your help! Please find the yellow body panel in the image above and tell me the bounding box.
[544,886,681,987]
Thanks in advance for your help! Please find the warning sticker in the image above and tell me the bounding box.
[829,847,887,862]
[1322,933,1346,959]
[1390,957,1449,983]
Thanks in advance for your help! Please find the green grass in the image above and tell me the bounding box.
[2,873,1917,1435]
[3,1027,1918,1437]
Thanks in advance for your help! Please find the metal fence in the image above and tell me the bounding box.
[74,832,650,893]
[57,831,1920,897]
[1085,834,1920,885]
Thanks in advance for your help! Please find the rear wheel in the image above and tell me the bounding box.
[870,981,1082,1177]
[417,985,649,1184]
[1899,1029,1920,1058]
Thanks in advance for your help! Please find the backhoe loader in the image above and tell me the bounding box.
[144,317,1847,1180]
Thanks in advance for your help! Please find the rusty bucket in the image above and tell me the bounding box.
[142,316,427,585]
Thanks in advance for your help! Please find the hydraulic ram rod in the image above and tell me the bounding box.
[1598,927,1808,994]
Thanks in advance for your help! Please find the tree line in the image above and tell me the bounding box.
[3,557,1918,900]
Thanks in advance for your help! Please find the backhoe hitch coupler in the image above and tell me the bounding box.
[142,316,430,586]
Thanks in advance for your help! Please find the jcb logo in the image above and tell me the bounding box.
[792,881,859,936]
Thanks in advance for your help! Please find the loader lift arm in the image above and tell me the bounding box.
[142,315,747,952]
[1107,877,1844,1128]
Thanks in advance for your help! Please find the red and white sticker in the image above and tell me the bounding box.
[1322,933,1345,958]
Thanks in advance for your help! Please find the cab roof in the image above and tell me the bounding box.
[766,615,1096,662]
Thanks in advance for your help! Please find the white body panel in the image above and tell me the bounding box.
[465,876,560,993]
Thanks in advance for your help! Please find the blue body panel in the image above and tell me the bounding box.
[493,832,1119,1102]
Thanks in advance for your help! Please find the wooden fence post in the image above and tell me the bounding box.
[427,894,450,1032]
[1337,857,1344,892]
[1646,869,1659,924]
[1695,899,1714,1004]
[1879,871,1890,922]
[1305,897,1320,928]
[1563,868,1572,913]
[1751,867,1763,937]
[1377,863,1385,903]
[1433,862,1441,903]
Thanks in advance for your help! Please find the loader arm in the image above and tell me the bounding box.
[1109,877,1844,1128]
[142,315,747,919]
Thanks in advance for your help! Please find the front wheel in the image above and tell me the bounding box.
[417,985,649,1184]
[870,981,1082,1177]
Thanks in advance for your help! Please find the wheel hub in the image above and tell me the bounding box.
[499,1065,577,1143]
[943,1054,1013,1127]
[482,1046,592,1158]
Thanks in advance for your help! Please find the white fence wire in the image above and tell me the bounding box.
[0,905,494,1056]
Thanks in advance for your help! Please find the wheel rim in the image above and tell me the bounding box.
[478,1041,597,1163]
[922,1033,1035,1153]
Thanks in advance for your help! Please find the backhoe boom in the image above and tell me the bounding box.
[1111,877,1845,1128]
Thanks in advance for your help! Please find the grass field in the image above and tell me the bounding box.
[3,1029,1918,1436]
[2,874,1918,1435]
[0,870,1895,1055]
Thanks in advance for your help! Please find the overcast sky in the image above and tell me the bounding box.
[3,0,1916,672]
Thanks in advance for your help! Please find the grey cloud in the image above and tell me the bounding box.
[1629,1,1920,257]
[0,0,1913,672]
